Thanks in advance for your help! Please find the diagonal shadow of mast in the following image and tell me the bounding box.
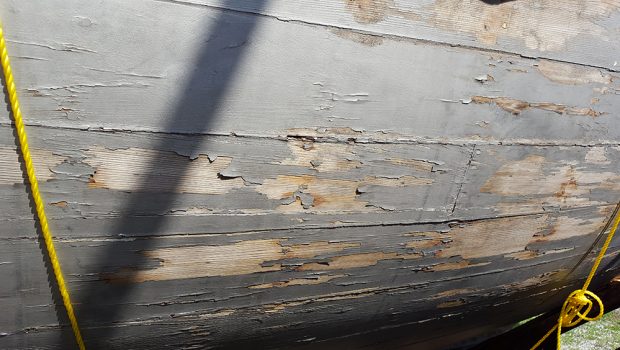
[73,2,267,348]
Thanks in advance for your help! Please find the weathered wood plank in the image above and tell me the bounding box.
[188,0,620,70]
[0,124,471,239]
[1,123,620,348]
[0,0,618,142]
[2,230,618,349]
[1,1,620,348]
[2,125,620,239]
[5,0,620,71]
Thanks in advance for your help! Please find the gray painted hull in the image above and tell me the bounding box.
[1,0,620,349]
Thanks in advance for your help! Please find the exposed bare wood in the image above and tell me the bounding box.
[1,0,619,349]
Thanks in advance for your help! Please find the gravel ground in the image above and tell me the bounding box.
[562,308,620,350]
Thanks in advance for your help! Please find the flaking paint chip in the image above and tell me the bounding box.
[474,74,494,83]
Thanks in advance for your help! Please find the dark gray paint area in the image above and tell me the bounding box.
[1,0,620,349]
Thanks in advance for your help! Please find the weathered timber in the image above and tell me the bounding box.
[1,0,620,349]
[0,1,619,141]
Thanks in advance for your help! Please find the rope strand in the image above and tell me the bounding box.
[0,21,86,350]
[531,209,620,349]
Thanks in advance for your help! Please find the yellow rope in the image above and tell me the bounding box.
[0,21,86,350]
[531,209,620,350]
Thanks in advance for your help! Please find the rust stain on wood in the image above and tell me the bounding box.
[471,96,600,117]
[84,146,245,194]
[116,240,359,282]
[482,155,620,212]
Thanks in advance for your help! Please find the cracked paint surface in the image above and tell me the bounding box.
[1,0,620,349]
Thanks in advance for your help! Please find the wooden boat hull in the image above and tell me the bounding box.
[1,0,620,349]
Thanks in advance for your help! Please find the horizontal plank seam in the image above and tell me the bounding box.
[0,204,613,241]
[151,0,620,72]
[1,123,619,147]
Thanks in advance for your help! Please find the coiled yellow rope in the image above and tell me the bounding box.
[531,209,620,349]
[0,21,86,350]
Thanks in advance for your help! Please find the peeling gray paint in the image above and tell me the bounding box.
[0,1,619,142]
[0,0,619,349]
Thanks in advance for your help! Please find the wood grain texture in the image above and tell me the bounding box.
[1,124,620,349]
[0,0,618,142]
[143,0,620,69]
[0,0,619,349]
